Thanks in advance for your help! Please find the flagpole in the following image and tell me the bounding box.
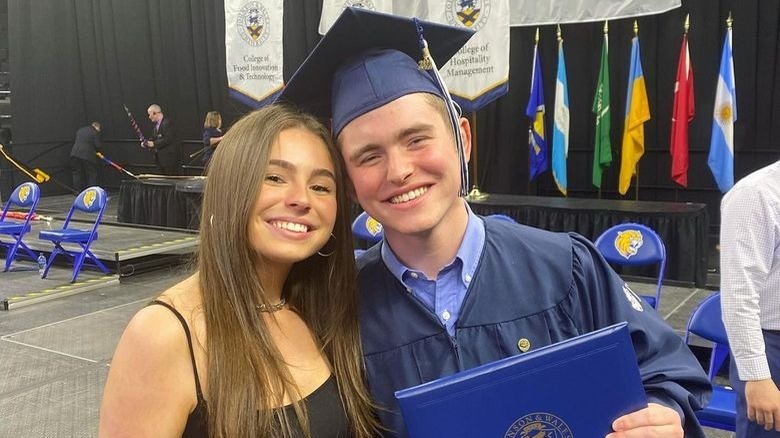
[675,14,690,203]
[467,111,488,200]
[633,20,640,201]
[528,27,540,197]
[596,20,608,200]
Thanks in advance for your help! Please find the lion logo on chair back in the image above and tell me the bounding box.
[17,184,31,203]
[365,216,383,238]
[614,229,643,260]
[83,189,97,209]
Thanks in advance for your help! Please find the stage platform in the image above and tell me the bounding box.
[1,194,198,309]
[117,179,711,287]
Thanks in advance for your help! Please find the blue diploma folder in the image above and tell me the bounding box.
[394,322,646,437]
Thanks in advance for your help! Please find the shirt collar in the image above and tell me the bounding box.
[381,203,485,285]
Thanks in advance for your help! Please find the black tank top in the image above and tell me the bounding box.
[149,300,351,437]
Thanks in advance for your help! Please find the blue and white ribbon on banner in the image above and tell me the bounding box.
[225,0,284,108]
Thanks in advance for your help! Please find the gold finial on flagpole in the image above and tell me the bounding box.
[727,12,733,29]
[557,24,562,42]
[684,14,690,34]
[603,20,609,35]
[633,20,639,36]
[534,27,540,44]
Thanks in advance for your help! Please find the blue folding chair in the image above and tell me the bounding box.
[0,182,40,271]
[685,292,736,431]
[352,211,383,244]
[594,223,667,309]
[38,186,110,282]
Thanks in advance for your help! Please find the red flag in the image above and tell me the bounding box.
[670,34,695,187]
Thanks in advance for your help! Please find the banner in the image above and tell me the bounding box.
[225,0,284,107]
[618,35,650,196]
[670,33,695,188]
[425,0,510,112]
[320,0,509,113]
[592,32,611,189]
[319,0,393,35]
[708,27,736,193]
[508,0,680,26]
[552,34,569,195]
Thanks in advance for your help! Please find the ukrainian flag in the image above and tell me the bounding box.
[618,35,651,195]
[708,28,736,193]
[526,40,548,181]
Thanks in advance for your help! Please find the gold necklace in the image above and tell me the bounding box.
[257,297,287,313]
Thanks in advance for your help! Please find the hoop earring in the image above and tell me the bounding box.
[317,233,336,257]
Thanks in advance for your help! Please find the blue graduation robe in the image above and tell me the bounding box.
[358,216,710,437]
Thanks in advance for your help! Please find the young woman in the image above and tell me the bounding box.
[201,111,223,167]
[99,105,379,438]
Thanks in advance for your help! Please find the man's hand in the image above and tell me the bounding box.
[606,403,682,438]
[746,378,780,431]
[146,140,155,148]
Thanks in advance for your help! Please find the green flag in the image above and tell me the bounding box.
[592,33,612,188]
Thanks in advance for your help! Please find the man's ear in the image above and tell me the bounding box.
[458,116,472,163]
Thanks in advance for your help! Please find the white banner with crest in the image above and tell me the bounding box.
[319,0,393,35]
[424,0,509,112]
[225,0,284,107]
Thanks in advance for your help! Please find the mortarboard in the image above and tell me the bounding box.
[277,7,475,195]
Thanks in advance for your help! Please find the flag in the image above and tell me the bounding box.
[618,35,651,195]
[552,36,569,195]
[527,40,548,180]
[670,33,695,187]
[708,28,736,193]
[592,33,611,188]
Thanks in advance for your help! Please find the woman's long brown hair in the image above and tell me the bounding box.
[199,104,379,437]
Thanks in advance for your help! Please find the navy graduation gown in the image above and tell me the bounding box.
[358,216,710,438]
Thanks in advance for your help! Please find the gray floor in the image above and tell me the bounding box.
[0,273,734,437]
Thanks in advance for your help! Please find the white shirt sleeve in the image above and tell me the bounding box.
[720,185,778,381]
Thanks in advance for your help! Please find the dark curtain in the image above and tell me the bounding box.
[7,0,780,230]
[6,0,321,195]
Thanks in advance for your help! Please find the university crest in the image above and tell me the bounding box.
[505,412,573,438]
[445,0,491,30]
[237,1,270,47]
[341,0,377,11]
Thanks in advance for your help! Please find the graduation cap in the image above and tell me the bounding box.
[277,7,475,195]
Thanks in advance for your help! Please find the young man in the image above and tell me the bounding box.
[280,9,710,438]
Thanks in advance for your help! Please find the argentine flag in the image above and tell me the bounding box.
[708,28,736,193]
[552,36,569,196]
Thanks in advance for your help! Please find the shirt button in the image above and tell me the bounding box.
[441,310,451,321]
[410,272,419,279]
[464,274,472,283]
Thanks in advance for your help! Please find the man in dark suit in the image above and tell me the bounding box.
[146,104,180,175]
[70,121,101,191]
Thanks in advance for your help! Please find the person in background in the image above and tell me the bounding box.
[69,121,101,191]
[201,111,223,168]
[146,104,180,175]
[278,8,711,438]
[721,159,780,437]
[99,104,380,438]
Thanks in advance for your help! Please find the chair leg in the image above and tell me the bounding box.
[3,240,21,272]
[42,245,62,278]
[85,250,110,274]
[70,251,87,283]
[709,343,730,381]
